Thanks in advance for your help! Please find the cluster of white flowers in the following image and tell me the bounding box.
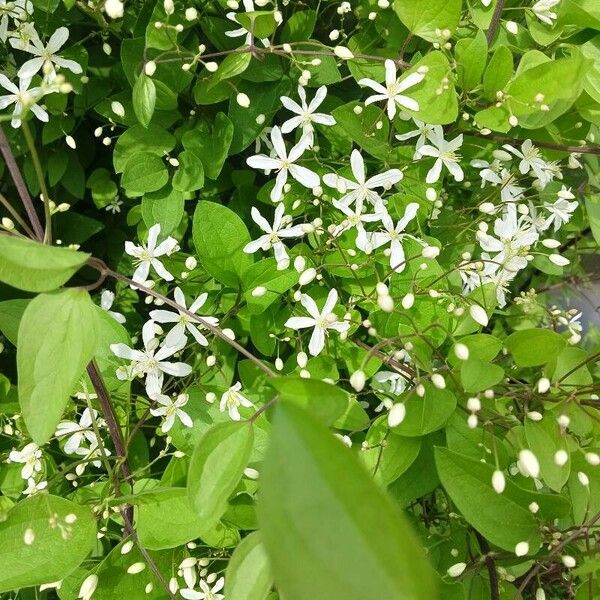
[0,7,82,127]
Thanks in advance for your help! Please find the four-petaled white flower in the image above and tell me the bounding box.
[368,203,420,272]
[100,290,126,324]
[110,321,192,396]
[331,198,383,251]
[418,131,464,183]
[280,85,336,147]
[531,0,560,25]
[180,577,225,600]
[395,119,442,158]
[9,442,42,480]
[502,139,553,186]
[225,0,271,47]
[358,59,425,119]
[284,289,350,356]
[246,126,319,202]
[323,149,402,211]
[124,223,178,283]
[55,408,103,454]
[150,393,193,432]
[243,203,305,269]
[544,197,578,231]
[150,287,219,348]
[220,382,254,421]
[23,477,48,496]
[0,0,31,43]
[13,26,82,78]
[0,73,47,128]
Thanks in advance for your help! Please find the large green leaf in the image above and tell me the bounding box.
[225,531,273,600]
[0,236,89,293]
[0,494,96,593]
[505,329,565,367]
[17,288,99,444]
[258,402,438,600]
[188,421,254,529]
[393,0,462,42]
[192,200,253,287]
[132,74,156,128]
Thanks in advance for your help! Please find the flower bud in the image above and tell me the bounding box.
[388,403,406,427]
[236,93,250,108]
[514,541,529,557]
[492,470,505,494]
[454,343,469,361]
[350,370,366,392]
[469,304,488,327]
[447,562,466,578]
[144,60,157,76]
[537,377,550,393]
[431,373,446,389]
[299,268,316,286]
[518,449,540,478]
[333,45,354,60]
[401,293,414,309]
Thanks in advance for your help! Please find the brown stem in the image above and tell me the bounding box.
[475,531,500,600]
[486,0,506,46]
[0,124,44,240]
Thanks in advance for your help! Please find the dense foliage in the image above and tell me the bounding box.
[0,0,600,598]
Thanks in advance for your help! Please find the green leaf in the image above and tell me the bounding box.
[172,150,204,192]
[505,329,566,367]
[121,153,168,196]
[136,487,210,549]
[0,494,96,593]
[460,359,504,393]
[113,125,175,173]
[17,288,99,444]
[142,187,185,236]
[236,11,278,38]
[0,236,89,293]
[0,299,29,345]
[259,403,438,600]
[192,200,253,287]
[585,194,600,245]
[393,0,462,42]
[455,29,487,90]
[482,46,513,100]
[242,258,299,314]
[133,74,156,128]
[391,383,456,437]
[280,9,316,42]
[209,52,252,88]
[267,376,349,425]
[188,421,254,529]
[435,448,540,551]
[525,419,570,492]
[225,531,273,600]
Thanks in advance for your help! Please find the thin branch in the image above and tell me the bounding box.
[475,531,500,600]
[0,124,44,240]
[486,0,506,46]
[0,191,36,238]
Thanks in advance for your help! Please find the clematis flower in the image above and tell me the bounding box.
[9,442,42,480]
[0,73,47,128]
[12,26,82,78]
[358,59,425,119]
[531,0,559,25]
[181,577,225,600]
[55,408,103,454]
[502,139,553,186]
[284,289,350,356]
[150,393,193,432]
[100,290,126,324]
[544,196,578,231]
[225,0,271,47]
[150,287,219,348]
[0,0,32,43]
[220,382,254,421]
[331,198,384,251]
[418,130,464,183]
[368,203,421,272]
[124,223,178,283]
[110,321,192,396]
[322,149,402,211]
[243,203,305,269]
[280,85,336,147]
[395,119,443,158]
[246,126,319,202]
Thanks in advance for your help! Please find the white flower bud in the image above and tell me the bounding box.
[467,397,481,412]
[206,355,216,367]
[185,7,197,20]
[78,574,99,600]
[205,61,218,72]
[275,357,283,371]
[111,101,125,117]
[549,254,569,266]
[554,450,568,466]
[585,452,600,466]
[527,411,543,421]
[535,588,546,600]
[578,471,589,486]
[431,373,446,389]
[23,528,35,545]
[416,383,425,397]
[479,201,496,214]
[222,328,235,340]
[506,20,518,34]
[454,343,469,361]
[557,414,570,429]
[104,0,124,18]
[469,304,488,327]
[121,540,134,554]
[422,245,440,258]
[467,414,478,429]
[541,238,561,249]
[401,293,414,309]
[388,403,406,428]
[294,255,306,272]
[1,217,15,230]
[376,282,389,296]
[492,470,505,494]
[252,286,267,297]
[299,268,316,286]
[145,60,157,76]
[350,370,366,392]
[163,0,174,15]
[537,377,550,393]
[447,562,467,578]
[184,256,197,270]
[333,45,354,60]
[65,135,76,149]
[377,294,394,313]
[561,555,576,568]
[514,541,529,557]
[509,115,519,127]
[297,352,308,368]
[425,187,437,202]
[236,93,250,108]
[518,449,540,478]
[529,501,539,513]
[127,562,146,574]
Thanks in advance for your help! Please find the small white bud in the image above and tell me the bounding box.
[535,588,546,600]
[121,540,134,554]
[275,357,284,371]
[527,411,543,422]
[111,101,125,117]
[299,268,317,286]
[506,20,518,34]
[184,256,197,270]
[469,304,489,327]
[144,60,157,76]
[297,352,308,368]
[185,7,197,20]
[514,541,529,557]
[401,293,414,309]
[549,254,569,267]
[205,61,218,72]
[206,355,216,367]
[23,528,35,545]
[163,0,174,15]
[294,256,306,273]
[127,562,146,574]
[350,370,366,392]
[529,501,539,513]
[1,217,15,230]
[422,245,440,258]
[236,93,250,108]
[561,555,576,568]
[447,562,467,578]
[222,328,235,340]
[388,403,406,428]
[431,373,446,389]
[578,471,590,486]
[252,286,267,297]
[454,343,469,361]
[554,450,568,466]
[492,470,506,494]
[557,414,570,429]
[585,452,600,466]
[518,449,540,478]
[333,45,354,60]
[377,294,394,313]
[65,135,76,149]
[509,115,519,127]
[78,574,99,600]
[103,0,124,18]
[537,377,550,393]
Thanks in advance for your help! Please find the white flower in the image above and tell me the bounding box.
[55,408,103,454]
[243,204,305,269]
[544,197,578,231]
[226,0,271,47]
[220,382,253,421]
[373,370,409,395]
[12,26,82,78]
[284,289,350,356]
[395,119,443,158]
[150,287,219,348]
[418,130,464,183]
[502,139,553,186]
[9,442,42,479]
[100,290,126,324]
[331,198,383,251]
[280,85,336,147]
[0,0,31,43]
[180,577,225,600]
[124,223,178,283]
[480,168,524,205]
[322,149,402,211]
[23,477,47,496]
[150,393,193,432]
[368,203,420,272]
[358,59,424,119]
[105,197,123,214]
[0,73,47,128]
[110,321,192,396]
[246,126,319,202]
[531,0,560,25]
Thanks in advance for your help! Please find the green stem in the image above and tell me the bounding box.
[21,120,52,244]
